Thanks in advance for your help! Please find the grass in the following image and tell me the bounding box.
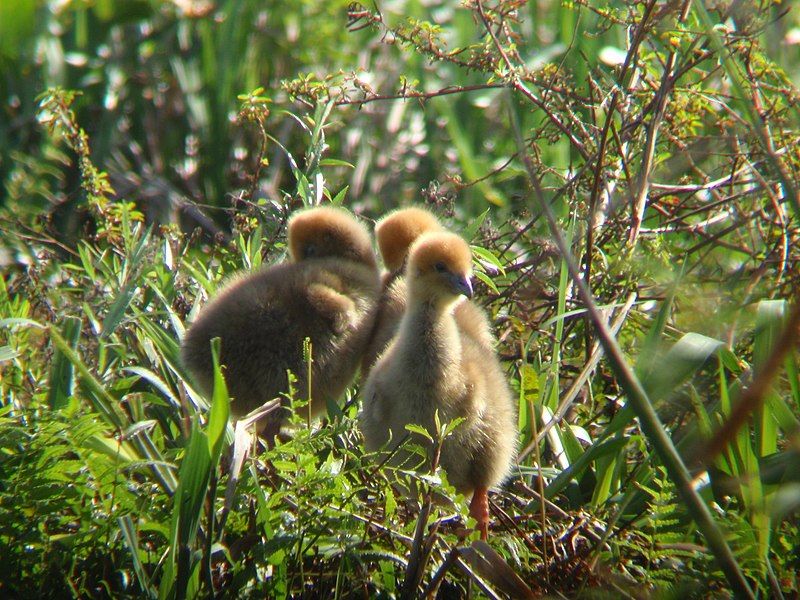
[2,0,800,597]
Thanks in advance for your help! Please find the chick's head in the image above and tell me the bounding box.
[376,207,443,272]
[288,207,376,268]
[407,231,473,305]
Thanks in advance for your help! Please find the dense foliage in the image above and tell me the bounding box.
[1,0,799,597]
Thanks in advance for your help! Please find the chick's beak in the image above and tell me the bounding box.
[450,273,474,298]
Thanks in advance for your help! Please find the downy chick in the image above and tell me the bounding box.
[360,231,517,539]
[182,206,381,437]
[362,207,494,376]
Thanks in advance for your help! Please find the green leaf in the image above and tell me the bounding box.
[119,515,157,600]
[462,208,490,240]
[0,318,45,330]
[473,270,498,294]
[471,245,505,274]
[170,422,211,599]
[443,416,466,438]
[545,436,628,499]
[47,316,82,410]
[635,292,674,381]
[208,338,230,466]
[405,424,433,442]
[101,225,153,338]
[0,345,19,362]
[642,332,724,401]
[329,185,349,205]
[82,433,139,463]
[753,299,784,457]
[319,158,354,169]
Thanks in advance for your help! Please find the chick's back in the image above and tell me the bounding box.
[182,257,379,422]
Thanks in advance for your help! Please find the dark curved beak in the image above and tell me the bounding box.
[449,273,474,299]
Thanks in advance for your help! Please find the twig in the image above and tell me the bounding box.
[517,291,637,463]
[475,0,590,161]
[628,0,693,247]
[507,95,755,598]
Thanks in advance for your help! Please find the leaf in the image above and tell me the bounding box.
[101,225,153,338]
[119,516,157,600]
[443,416,466,438]
[636,278,676,382]
[462,208,490,240]
[82,434,139,463]
[473,270,498,294]
[642,332,724,401]
[0,345,19,362]
[329,185,349,205]
[753,299,784,457]
[0,318,45,330]
[405,424,433,442]
[47,316,82,410]
[124,366,181,409]
[169,422,212,599]
[471,245,505,274]
[0,0,35,60]
[49,327,126,429]
[208,338,230,466]
[319,158,354,168]
[545,436,628,499]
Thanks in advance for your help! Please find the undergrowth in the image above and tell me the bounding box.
[2,1,800,598]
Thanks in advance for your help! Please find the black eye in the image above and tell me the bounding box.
[303,244,317,258]
[434,262,447,273]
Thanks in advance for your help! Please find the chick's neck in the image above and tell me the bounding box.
[395,296,463,390]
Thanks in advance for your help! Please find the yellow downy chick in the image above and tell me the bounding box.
[360,231,517,539]
[362,206,494,376]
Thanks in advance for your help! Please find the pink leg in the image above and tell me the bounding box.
[469,487,489,540]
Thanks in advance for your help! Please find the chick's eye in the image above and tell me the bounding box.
[304,244,317,258]
[434,262,447,273]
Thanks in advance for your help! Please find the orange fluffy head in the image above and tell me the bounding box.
[288,206,377,268]
[375,207,443,272]
[407,231,473,304]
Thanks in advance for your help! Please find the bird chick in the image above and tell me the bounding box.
[362,207,444,373]
[360,231,517,539]
[361,206,495,375]
[182,206,381,438]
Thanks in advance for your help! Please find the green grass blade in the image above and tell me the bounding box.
[119,515,157,600]
[171,422,211,600]
[101,225,153,338]
[643,332,724,399]
[208,337,230,466]
[786,351,800,413]
[47,316,81,410]
[49,327,126,430]
[753,300,784,458]
[635,289,675,381]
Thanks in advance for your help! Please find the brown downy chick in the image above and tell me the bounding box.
[362,207,494,375]
[362,207,444,373]
[182,206,380,437]
[360,231,517,540]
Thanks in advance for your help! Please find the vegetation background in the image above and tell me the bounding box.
[1,0,799,597]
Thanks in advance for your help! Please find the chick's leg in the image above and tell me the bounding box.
[468,487,489,540]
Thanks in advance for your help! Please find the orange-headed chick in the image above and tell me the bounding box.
[359,231,517,539]
[362,207,494,375]
[361,207,444,373]
[182,206,381,438]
